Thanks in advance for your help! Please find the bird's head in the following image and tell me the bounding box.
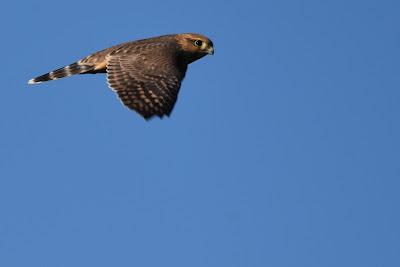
[175,33,214,64]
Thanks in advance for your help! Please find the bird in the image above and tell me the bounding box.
[28,33,214,120]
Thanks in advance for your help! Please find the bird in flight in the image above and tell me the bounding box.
[28,33,214,120]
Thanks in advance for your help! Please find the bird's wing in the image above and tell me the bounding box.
[106,50,186,119]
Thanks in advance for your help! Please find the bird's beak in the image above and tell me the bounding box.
[206,46,214,55]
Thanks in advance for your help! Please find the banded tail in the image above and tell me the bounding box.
[28,61,102,84]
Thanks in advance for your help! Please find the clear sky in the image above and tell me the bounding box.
[1,0,399,266]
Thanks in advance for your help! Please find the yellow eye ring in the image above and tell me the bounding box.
[194,40,203,47]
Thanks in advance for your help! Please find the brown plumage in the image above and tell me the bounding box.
[28,33,214,119]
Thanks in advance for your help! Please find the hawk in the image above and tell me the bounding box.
[28,33,214,119]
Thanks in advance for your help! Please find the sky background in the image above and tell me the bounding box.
[1,0,400,266]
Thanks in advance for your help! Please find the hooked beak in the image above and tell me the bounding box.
[206,46,214,55]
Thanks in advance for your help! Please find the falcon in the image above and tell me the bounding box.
[28,33,214,119]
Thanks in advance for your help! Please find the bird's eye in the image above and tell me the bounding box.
[194,40,203,47]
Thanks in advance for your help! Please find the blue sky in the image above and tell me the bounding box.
[1,0,399,266]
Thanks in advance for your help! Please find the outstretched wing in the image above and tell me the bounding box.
[106,50,187,119]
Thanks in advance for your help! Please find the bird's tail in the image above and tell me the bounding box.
[28,62,97,84]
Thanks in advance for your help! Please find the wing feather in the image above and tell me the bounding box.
[106,49,185,119]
